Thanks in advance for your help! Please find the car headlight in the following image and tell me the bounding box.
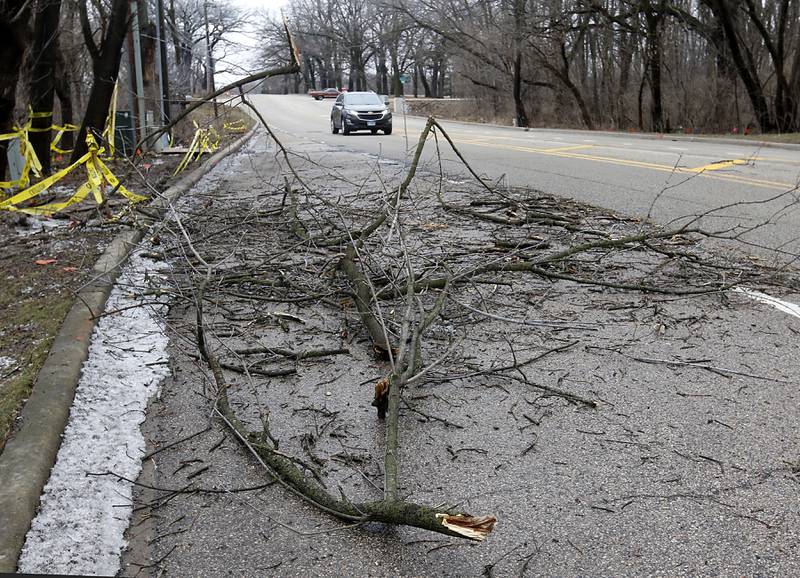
[345,108,360,117]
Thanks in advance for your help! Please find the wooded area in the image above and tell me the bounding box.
[265,0,800,133]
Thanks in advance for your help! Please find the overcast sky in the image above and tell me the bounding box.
[215,0,289,85]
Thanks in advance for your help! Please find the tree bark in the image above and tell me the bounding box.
[704,0,775,132]
[0,0,31,181]
[512,51,528,127]
[28,0,63,174]
[512,0,528,127]
[644,7,664,132]
[54,52,75,152]
[71,0,130,162]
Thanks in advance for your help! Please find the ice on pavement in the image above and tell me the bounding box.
[17,252,170,575]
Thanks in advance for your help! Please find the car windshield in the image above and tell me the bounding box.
[344,93,382,106]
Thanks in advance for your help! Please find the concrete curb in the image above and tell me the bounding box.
[398,111,800,152]
[0,124,257,573]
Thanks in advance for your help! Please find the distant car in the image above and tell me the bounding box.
[330,91,392,135]
[309,88,341,100]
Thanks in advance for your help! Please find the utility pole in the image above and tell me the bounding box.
[156,0,171,129]
[203,0,218,117]
[131,0,148,148]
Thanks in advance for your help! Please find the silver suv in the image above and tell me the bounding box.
[331,92,392,135]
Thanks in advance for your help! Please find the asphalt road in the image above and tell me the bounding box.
[117,130,800,578]
[250,94,800,261]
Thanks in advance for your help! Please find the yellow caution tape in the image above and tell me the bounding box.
[101,82,119,157]
[2,98,116,191]
[0,130,23,142]
[223,119,246,132]
[51,123,80,154]
[27,108,54,132]
[0,133,146,216]
[0,123,43,190]
[173,123,219,176]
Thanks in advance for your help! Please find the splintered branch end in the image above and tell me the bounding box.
[436,513,498,541]
[372,377,390,419]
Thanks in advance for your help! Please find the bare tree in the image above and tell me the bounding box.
[28,0,63,173]
[71,0,130,161]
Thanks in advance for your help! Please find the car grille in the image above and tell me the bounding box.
[358,112,383,120]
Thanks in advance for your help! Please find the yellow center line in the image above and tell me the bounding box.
[688,159,749,172]
[450,138,796,191]
[541,144,594,153]
[446,130,800,163]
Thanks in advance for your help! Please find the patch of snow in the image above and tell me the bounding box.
[17,252,170,576]
[734,287,800,320]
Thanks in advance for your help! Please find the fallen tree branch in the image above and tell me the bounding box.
[193,265,497,541]
[340,242,395,356]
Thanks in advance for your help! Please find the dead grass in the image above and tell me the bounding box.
[0,298,72,450]
[731,132,800,144]
[0,222,105,451]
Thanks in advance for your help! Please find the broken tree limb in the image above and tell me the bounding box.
[378,254,735,299]
[231,346,349,359]
[340,243,395,355]
[193,270,497,540]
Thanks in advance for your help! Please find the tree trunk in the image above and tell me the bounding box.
[557,41,594,129]
[28,0,63,174]
[390,48,402,97]
[788,34,800,132]
[705,0,775,132]
[430,62,440,98]
[0,0,31,181]
[141,15,160,137]
[419,66,432,97]
[512,52,528,127]
[71,0,130,161]
[377,56,388,95]
[645,9,664,132]
[54,51,75,151]
[617,30,634,129]
[512,0,528,127]
[348,54,356,91]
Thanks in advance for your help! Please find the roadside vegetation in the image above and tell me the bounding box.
[260,0,800,136]
[0,103,252,455]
